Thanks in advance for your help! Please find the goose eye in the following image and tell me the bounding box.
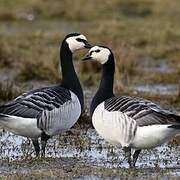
[76,38,84,42]
[95,49,100,53]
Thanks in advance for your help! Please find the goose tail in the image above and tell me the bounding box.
[167,113,180,124]
[167,113,180,131]
[0,113,9,117]
[171,114,180,122]
[168,124,180,130]
[0,113,9,121]
[0,113,12,126]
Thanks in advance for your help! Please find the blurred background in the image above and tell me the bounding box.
[0,0,179,112]
[0,1,180,178]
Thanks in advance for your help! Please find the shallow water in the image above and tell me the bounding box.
[0,21,179,178]
[0,128,179,178]
[132,84,179,95]
[0,78,179,178]
[141,57,175,73]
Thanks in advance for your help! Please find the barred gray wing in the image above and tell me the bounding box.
[0,85,71,119]
[104,96,179,126]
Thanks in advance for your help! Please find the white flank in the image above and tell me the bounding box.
[0,92,81,139]
[92,102,137,147]
[0,115,41,138]
[132,125,179,149]
[92,102,180,150]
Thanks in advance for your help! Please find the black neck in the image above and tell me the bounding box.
[60,40,84,110]
[90,54,115,116]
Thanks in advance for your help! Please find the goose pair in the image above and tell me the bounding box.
[0,34,179,168]
[0,33,91,156]
[82,46,180,167]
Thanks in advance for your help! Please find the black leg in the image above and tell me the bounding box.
[32,139,40,157]
[41,132,50,157]
[123,147,133,168]
[132,149,141,167]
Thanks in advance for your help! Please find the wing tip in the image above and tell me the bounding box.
[0,113,9,118]
[167,114,180,124]
[168,124,180,130]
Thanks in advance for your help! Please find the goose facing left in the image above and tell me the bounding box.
[0,33,92,157]
[82,45,180,167]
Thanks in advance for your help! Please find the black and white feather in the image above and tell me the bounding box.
[104,96,179,126]
[82,45,180,167]
[0,86,81,138]
[93,96,180,149]
[0,33,91,156]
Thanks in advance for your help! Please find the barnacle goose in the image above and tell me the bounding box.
[82,45,180,167]
[0,33,92,157]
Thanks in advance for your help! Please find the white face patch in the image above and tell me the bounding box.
[88,46,111,64]
[66,34,87,52]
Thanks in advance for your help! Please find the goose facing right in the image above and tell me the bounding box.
[82,45,180,167]
[0,33,91,156]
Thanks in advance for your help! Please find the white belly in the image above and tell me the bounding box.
[92,102,137,147]
[92,115,121,145]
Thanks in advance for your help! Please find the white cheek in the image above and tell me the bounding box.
[96,54,108,64]
[69,41,84,52]
[75,42,84,50]
[91,47,110,64]
[66,38,84,52]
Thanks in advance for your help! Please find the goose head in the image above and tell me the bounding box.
[82,45,112,64]
[65,33,92,52]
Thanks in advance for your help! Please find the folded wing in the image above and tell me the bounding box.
[104,96,180,126]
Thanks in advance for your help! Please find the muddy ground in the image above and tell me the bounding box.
[0,126,180,179]
[0,0,180,179]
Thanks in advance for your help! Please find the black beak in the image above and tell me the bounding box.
[84,41,92,49]
[81,53,92,61]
